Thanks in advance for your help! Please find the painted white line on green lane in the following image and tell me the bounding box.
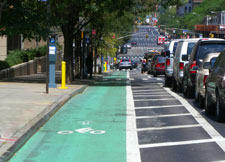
[132,89,165,92]
[126,71,141,162]
[164,87,225,152]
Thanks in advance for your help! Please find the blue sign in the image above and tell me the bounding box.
[85,38,90,44]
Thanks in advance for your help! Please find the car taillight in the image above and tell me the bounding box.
[203,75,208,86]
[190,61,197,74]
[129,59,131,63]
[120,60,122,63]
[179,62,184,70]
[155,63,160,68]
[166,59,170,66]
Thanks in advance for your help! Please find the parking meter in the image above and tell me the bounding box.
[48,35,57,88]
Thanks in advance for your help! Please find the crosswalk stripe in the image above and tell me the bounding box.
[136,113,191,119]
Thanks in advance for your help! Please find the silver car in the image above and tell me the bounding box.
[195,52,220,108]
[119,58,132,70]
[164,39,181,86]
[173,38,200,92]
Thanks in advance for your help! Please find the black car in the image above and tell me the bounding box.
[182,38,225,98]
[131,60,138,68]
[205,50,225,122]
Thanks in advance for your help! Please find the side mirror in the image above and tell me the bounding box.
[192,66,199,71]
[182,54,188,61]
[203,62,212,69]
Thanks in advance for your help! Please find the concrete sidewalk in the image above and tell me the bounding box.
[0,81,88,162]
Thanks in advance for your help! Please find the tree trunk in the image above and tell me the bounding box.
[75,32,81,78]
[61,24,74,83]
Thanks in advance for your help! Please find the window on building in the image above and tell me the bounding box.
[189,7,192,12]
[189,0,191,3]
[185,7,187,13]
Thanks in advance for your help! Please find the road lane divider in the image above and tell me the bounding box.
[139,138,225,149]
[134,98,176,101]
[164,87,225,152]
[136,113,191,119]
[126,71,141,162]
[135,105,183,109]
[137,124,201,132]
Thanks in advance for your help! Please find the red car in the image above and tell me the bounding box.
[152,56,166,77]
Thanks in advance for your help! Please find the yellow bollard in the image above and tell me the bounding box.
[59,61,68,89]
[104,62,107,72]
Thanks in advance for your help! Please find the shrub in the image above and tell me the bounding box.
[4,46,47,68]
[0,60,10,71]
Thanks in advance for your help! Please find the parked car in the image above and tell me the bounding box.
[182,38,225,98]
[126,43,132,49]
[195,53,219,108]
[164,39,181,86]
[149,54,161,74]
[152,56,166,77]
[119,58,132,70]
[172,39,200,92]
[205,51,225,122]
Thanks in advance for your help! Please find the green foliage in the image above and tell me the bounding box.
[4,46,46,67]
[0,60,10,71]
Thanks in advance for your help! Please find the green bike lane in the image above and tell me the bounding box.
[10,71,128,162]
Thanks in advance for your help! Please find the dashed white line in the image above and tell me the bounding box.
[132,89,164,92]
[134,98,176,101]
[142,78,148,81]
[164,87,225,152]
[137,124,201,132]
[135,105,183,109]
[139,138,225,149]
[136,113,191,119]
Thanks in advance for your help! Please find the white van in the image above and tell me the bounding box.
[172,38,200,92]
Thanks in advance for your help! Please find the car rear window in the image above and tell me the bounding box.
[172,42,178,54]
[158,57,166,63]
[210,57,217,67]
[121,59,130,62]
[187,43,195,55]
[197,43,225,60]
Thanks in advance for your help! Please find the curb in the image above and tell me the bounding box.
[0,85,88,162]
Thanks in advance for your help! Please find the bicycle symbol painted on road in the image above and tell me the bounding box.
[57,127,106,135]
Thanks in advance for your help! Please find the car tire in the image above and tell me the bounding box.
[172,77,177,91]
[153,72,157,77]
[183,76,188,97]
[177,81,183,93]
[198,94,205,109]
[205,90,214,115]
[130,68,132,70]
[165,77,171,87]
[119,68,122,71]
[186,85,194,98]
[216,91,225,122]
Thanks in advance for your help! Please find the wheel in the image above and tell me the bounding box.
[172,77,177,91]
[198,94,205,108]
[205,90,214,115]
[141,69,143,73]
[186,85,194,98]
[195,88,199,102]
[164,77,171,87]
[130,68,132,70]
[183,76,188,97]
[153,72,157,77]
[177,81,183,93]
[119,68,122,71]
[216,91,225,122]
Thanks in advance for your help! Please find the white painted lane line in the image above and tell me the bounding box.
[147,76,152,79]
[134,98,176,101]
[164,87,225,152]
[133,94,171,97]
[133,92,169,95]
[135,105,183,109]
[126,72,141,162]
[136,113,191,119]
[155,78,163,81]
[103,79,108,81]
[129,78,134,81]
[142,78,148,81]
[139,138,225,149]
[137,124,201,132]
[116,78,121,81]
[132,89,164,92]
